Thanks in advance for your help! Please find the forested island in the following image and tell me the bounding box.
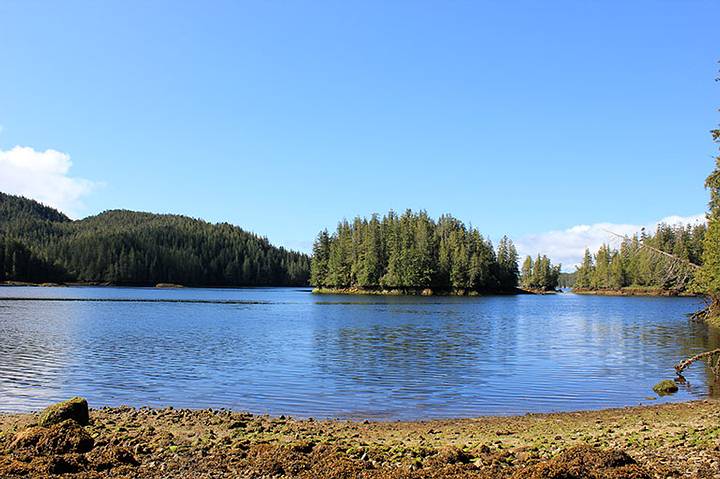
[310,209,561,295]
[0,192,310,286]
[570,223,706,295]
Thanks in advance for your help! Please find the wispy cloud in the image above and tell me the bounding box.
[0,146,99,217]
[515,214,706,271]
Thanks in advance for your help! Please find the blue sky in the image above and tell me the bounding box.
[0,1,718,266]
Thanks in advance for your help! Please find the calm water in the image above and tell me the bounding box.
[0,286,717,420]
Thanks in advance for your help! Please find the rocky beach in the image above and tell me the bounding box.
[1,398,719,478]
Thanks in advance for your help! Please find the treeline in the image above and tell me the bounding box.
[0,239,68,283]
[0,192,310,286]
[310,210,520,293]
[558,272,576,288]
[519,255,561,291]
[573,223,706,292]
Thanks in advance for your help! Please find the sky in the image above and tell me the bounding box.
[0,1,718,269]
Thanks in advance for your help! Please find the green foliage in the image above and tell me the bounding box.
[311,209,519,292]
[497,236,520,290]
[0,192,70,223]
[695,94,720,298]
[309,230,330,287]
[574,249,594,289]
[691,69,720,321]
[519,254,561,291]
[0,192,310,286]
[696,214,720,295]
[591,244,612,289]
[521,256,533,287]
[574,223,706,292]
[0,238,67,282]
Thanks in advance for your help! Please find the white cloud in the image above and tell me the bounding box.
[515,214,706,271]
[0,146,98,217]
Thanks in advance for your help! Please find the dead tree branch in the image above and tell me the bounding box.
[601,229,700,270]
[675,349,720,378]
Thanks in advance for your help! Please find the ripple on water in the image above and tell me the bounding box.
[0,287,716,419]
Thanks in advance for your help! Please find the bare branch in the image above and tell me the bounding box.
[675,349,720,377]
[601,229,700,270]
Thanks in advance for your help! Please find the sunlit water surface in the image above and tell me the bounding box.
[0,286,717,420]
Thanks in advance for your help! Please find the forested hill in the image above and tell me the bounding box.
[0,192,310,286]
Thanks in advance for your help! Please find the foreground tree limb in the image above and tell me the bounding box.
[674,348,720,378]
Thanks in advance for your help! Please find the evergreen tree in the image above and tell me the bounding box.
[520,255,533,288]
[355,214,384,287]
[326,221,352,287]
[695,125,720,310]
[532,254,547,289]
[310,230,331,287]
[449,229,470,290]
[591,244,612,289]
[575,249,594,289]
[380,211,403,288]
[609,253,625,289]
[497,236,519,290]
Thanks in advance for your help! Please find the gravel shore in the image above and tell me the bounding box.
[1,400,719,478]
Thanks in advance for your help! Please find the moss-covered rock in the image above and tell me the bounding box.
[10,420,94,455]
[38,397,90,427]
[652,380,678,395]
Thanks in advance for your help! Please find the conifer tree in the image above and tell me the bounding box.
[497,236,519,289]
[355,215,383,287]
[575,249,594,288]
[695,118,720,314]
[609,253,625,289]
[380,211,403,288]
[592,244,612,289]
[310,230,331,287]
[520,255,533,288]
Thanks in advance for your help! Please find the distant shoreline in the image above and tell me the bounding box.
[0,281,310,289]
[1,282,703,299]
[311,287,557,296]
[572,287,701,298]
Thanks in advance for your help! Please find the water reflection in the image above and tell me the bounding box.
[0,287,715,419]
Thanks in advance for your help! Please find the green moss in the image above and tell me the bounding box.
[652,380,679,395]
[38,397,89,427]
